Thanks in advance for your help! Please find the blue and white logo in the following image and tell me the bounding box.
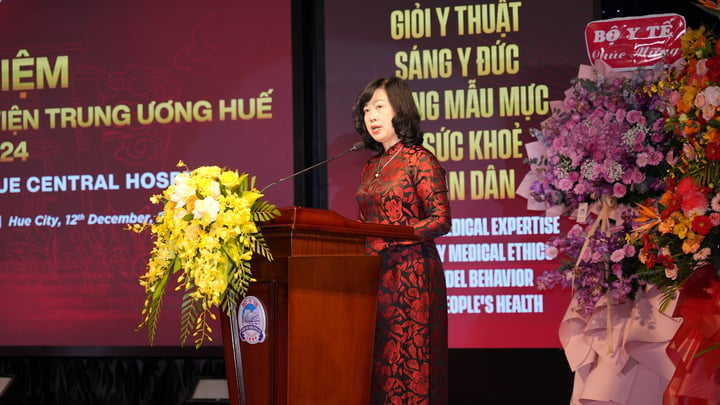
[238,295,267,344]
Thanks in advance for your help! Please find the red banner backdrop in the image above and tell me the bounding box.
[0,0,293,346]
[324,0,594,348]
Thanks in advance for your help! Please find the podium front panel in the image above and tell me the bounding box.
[221,207,414,405]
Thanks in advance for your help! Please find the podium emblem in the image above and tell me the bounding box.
[238,295,267,344]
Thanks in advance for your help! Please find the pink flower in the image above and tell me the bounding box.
[710,212,720,226]
[622,169,635,184]
[573,181,590,195]
[603,111,614,123]
[610,249,626,262]
[703,85,720,105]
[613,183,627,198]
[697,59,709,76]
[623,245,636,257]
[646,150,663,166]
[615,109,626,122]
[611,263,624,277]
[702,104,716,121]
[626,110,644,124]
[695,91,708,109]
[546,246,559,259]
[693,247,711,261]
[591,164,605,180]
[669,90,681,104]
[631,169,645,183]
[711,194,720,212]
[557,178,574,191]
[683,143,698,161]
[567,224,585,239]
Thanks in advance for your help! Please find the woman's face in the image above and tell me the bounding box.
[363,88,400,150]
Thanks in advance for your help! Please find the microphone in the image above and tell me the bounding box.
[260,141,365,193]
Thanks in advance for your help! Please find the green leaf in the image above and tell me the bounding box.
[179,295,201,347]
[251,200,280,222]
[253,237,274,261]
[172,257,182,273]
[139,262,173,346]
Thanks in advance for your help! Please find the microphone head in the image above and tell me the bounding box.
[351,141,365,151]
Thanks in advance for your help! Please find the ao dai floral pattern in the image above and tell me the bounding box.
[356,142,451,405]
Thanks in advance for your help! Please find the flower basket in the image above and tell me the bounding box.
[518,61,674,316]
[129,162,279,348]
[632,25,720,311]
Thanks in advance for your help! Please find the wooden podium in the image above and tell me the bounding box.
[220,207,417,405]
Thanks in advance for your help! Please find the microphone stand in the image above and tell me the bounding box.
[260,141,365,193]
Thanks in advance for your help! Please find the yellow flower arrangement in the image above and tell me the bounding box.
[129,161,279,347]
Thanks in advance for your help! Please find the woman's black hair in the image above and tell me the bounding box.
[352,77,422,152]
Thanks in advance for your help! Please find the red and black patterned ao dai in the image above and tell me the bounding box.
[356,142,451,405]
